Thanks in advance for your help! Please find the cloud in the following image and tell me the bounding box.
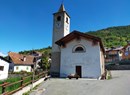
[0,52,7,57]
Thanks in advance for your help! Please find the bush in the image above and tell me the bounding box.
[9,71,33,75]
[106,70,112,80]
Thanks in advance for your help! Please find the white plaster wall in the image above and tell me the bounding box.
[100,50,105,75]
[14,65,32,72]
[60,38,101,78]
[63,13,70,36]
[0,59,9,80]
[52,13,70,52]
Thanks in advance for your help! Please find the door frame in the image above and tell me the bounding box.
[76,66,82,78]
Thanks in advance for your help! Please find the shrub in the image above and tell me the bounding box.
[106,70,112,80]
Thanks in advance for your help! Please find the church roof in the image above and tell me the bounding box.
[55,30,105,53]
[58,4,65,12]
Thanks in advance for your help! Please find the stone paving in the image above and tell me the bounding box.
[30,70,130,95]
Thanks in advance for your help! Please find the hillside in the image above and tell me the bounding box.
[19,25,130,54]
[87,25,130,47]
[19,46,51,57]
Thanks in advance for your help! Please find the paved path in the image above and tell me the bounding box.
[30,71,130,95]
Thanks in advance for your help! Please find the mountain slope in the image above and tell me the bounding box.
[87,25,130,47]
[19,46,51,57]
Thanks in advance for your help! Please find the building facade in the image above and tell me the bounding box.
[105,47,123,64]
[56,31,105,78]
[51,4,105,78]
[8,52,40,72]
[122,43,130,60]
[51,4,70,76]
[0,56,9,80]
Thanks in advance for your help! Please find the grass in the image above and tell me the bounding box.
[1,77,21,94]
[0,72,47,94]
[23,76,32,86]
[0,86,2,94]
[0,76,31,94]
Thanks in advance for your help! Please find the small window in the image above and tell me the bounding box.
[75,47,84,52]
[16,66,19,70]
[128,47,130,51]
[73,45,86,53]
[0,66,4,71]
[57,16,61,21]
[66,17,68,23]
[26,67,29,70]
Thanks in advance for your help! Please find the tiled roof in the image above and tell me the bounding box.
[8,52,35,65]
[105,46,123,52]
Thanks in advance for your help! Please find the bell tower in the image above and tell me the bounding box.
[51,4,70,77]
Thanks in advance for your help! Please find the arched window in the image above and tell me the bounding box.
[57,16,61,21]
[73,45,86,53]
[75,47,84,52]
[66,17,68,23]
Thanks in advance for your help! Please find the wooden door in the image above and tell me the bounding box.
[76,66,82,78]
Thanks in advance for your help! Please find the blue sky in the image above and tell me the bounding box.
[0,0,130,54]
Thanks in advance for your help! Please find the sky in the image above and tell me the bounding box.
[0,0,130,55]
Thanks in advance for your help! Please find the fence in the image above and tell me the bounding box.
[0,71,48,95]
[106,65,130,70]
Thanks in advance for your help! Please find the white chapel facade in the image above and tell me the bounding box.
[51,4,105,78]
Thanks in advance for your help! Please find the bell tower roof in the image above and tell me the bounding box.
[58,4,65,12]
[53,4,70,18]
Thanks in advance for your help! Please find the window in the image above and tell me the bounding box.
[26,67,29,70]
[66,17,68,23]
[0,66,4,71]
[16,66,19,70]
[128,47,130,51]
[73,45,86,53]
[57,16,61,21]
[75,47,84,52]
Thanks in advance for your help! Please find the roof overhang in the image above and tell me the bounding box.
[55,30,105,54]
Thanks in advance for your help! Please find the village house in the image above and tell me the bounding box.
[29,51,42,64]
[51,4,105,78]
[105,47,123,64]
[0,56,10,80]
[122,43,130,60]
[8,52,40,72]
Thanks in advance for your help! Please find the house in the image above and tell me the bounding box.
[29,51,42,58]
[105,47,123,64]
[0,56,10,80]
[8,52,39,72]
[51,4,105,78]
[29,51,42,64]
[122,43,130,60]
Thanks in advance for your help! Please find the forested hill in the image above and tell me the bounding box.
[19,25,130,54]
[87,25,130,48]
[19,46,51,57]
